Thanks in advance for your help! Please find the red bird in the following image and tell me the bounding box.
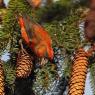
[17,14,54,60]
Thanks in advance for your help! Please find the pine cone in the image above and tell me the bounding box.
[0,60,5,95]
[16,49,33,78]
[68,48,89,95]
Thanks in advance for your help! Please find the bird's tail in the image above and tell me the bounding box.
[15,13,34,42]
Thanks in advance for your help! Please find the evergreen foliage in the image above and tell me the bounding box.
[0,0,94,95]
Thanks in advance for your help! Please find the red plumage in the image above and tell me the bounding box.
[18,14,54,60]
[26,0,42,8]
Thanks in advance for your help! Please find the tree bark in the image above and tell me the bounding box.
[46,0,53,5]
[0,0,5,8]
